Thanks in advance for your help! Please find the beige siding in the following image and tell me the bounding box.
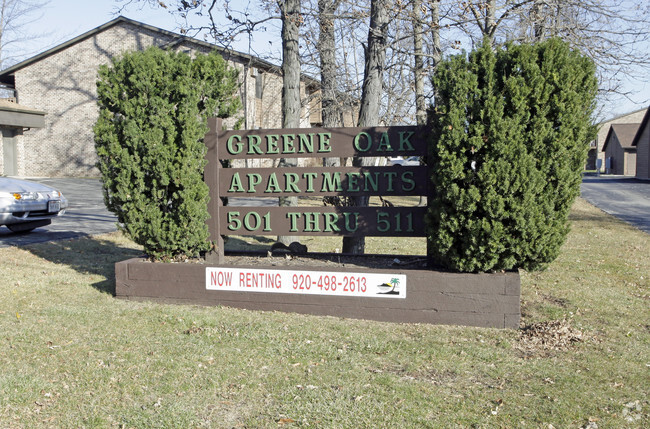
[10,21,315,177]
[624,151,636,176]
[591,108,647,171]
[604,134,621,174]
[636,121,650,179]
[16,23,196,176]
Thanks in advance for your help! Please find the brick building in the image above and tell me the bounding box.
[0,99,45,176]
[0,17,321,177]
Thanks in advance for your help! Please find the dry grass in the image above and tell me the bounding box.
[0,198,647,428]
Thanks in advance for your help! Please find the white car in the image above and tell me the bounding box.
[0,177,68,233]
[388,156,420,166]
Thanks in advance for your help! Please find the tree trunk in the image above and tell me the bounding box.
[485,0,496,42]
[531,0,544,42]
[342,0,389,254]
[413,0,426,126]
[414,0,441,207]
[431,0,442,72]
[278,0,301,245]
[318,0,341,166]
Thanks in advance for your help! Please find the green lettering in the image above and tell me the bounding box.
[377,132,393,151]
[228,173,245,193]
[399,131,415,151]
[318,133,332,153]
[244,211,261,231]
[377,211,390,232]
[287,212,301,232]
[354,132,371,152]
[227,211,241,231]
[265,173,281,193]
[344,212,359,233]
[266,135,280,154]
[385,171,398,192]
[323,213,340,232]
[303,172,318,192]
[227,135,243,155]
[282,134,296,153]
[247,173,262,193]
[363,172,379,192]
[284,173,300,193]
[304,212,321,232]
[321,172,342,192]
[247,135,263,155]
[347,172,361,192]
[298,134,315,153]
[401,171,415,192]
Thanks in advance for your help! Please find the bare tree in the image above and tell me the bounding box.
[0,0,51,69]
[413,0,427,126]
[118,0,277,57]
[342,0,390,254]
[317,0,342,129]
[276,0,302,245]
[449,0,650,102]
[517,0,650,99]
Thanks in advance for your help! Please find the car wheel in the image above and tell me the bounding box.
[7,225,36,233]
[7,219,52,233]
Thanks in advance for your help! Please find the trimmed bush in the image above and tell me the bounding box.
[94,47,240,260]
[427,38,597,272]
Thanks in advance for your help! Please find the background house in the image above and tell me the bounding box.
[0,99,45,176]
[602,123,640,176]
[587,107,647,171]
[632,106,650,180]
[0,17,321,177]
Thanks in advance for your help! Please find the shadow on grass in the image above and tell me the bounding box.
[569,207,627,227]
[25,235,144,294]
[225,235,275,252]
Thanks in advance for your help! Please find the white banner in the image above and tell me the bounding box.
[206,267,406,298]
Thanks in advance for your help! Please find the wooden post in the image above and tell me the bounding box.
[204,117,225,263]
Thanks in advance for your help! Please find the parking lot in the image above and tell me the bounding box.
[0,178,117,247]
[580,175,650,234]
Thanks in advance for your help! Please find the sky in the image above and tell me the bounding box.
[16,0,278,64]
[10,0,650,122]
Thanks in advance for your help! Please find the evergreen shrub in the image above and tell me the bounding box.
[427,38,597,272]
[94,47,240,260]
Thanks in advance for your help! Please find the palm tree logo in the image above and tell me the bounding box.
[377,277,400,295]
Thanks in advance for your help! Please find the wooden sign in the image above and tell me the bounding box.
[215,125,429,159]
[221,207,427,237]
[113,119,521,330]
[204,118,431,262]
[219,166,428,197]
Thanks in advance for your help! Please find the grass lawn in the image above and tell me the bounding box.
[0,198,647,428]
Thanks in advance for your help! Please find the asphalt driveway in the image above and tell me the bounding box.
[0,178,279,248]
[0,178,118,248]
[580,175,650,234]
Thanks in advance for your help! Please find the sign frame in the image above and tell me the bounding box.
[204,118,433,264]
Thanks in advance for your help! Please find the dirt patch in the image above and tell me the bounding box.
[152,249,430,270]
[515,319,584,358]
[225,251,430,270]
[540,294,570,308]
